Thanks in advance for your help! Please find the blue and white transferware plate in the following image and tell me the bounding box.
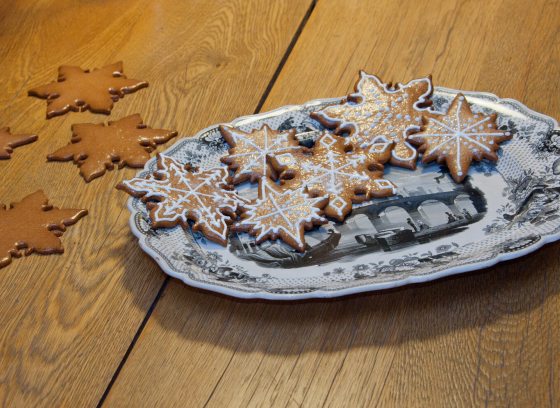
[125,87,560,300]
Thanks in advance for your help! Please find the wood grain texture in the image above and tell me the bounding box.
[0,0,313,406]
[105,0,560,407]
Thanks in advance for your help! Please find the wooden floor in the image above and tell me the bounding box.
[1,0,559,406]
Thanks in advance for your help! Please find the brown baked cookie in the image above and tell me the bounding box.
[234,177,328,252]
[0,190,87,268]
[311,71,433,169]
[117,154,241,246]
[219,124,305,184]
[47,114,177,182]
[268,132,396,222]
[408,94,512,183]
[28,61,148,118]
[0,127,38,159]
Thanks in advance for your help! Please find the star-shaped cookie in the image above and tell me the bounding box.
[28,61,148,118]
[234,178,328,252]
[48,114,177,182]
[0,191,87,268]
[117,155,241,246]
[408,94,512,183]
[219,124,305,184]
[269,132,396,221]
[311,71,433,169]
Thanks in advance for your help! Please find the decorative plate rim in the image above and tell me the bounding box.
[125,87,560,300]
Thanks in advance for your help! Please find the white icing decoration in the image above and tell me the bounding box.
[121,155,239,241]
[409,98,509,176]
[224,126,301,176]
[313,72,432,165]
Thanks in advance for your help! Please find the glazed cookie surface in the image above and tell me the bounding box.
[0,191,87,268]
[219,124,305,184]
[269,132,396,221]
[48,114,177,182]
[311,71,432,169]
[234,177,328,252]
[0,127,37,159]
[28,61,148,118]
[118,155,241,246]
[408,94,512,183]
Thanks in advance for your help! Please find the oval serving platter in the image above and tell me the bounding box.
[126,87,560,300]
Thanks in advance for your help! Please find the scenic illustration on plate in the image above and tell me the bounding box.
[229,166,486,268]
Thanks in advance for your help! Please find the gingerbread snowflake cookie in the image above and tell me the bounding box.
[28,61,148,118]
[408,94,512,183]
[0,191,87,268]
[311,71,433,169]
[117,155,241,246]
[234,177,328,252]
[269,132,396,222]
[48,114,177,182]
[219,124,305,184]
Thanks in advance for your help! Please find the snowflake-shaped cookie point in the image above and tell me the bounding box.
[311,71,433,170]
[234,177,328,252]
[269,132,396,222]
[0,127,38,159]
[117,154,241,246]
[408,94,512,183]
[219,124,305,184]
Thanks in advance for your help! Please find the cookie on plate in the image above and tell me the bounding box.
[408,94,512,183]
[117,154,241,246]
[234,177,328,252]
[269,131,396,221]
[219,124,305,184]
[311,71,433,169]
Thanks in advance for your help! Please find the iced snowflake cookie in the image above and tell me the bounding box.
[408,94,512,183]
[117,154,241,246]
[269,132,396,222]
[219,124,305,184]
[234,177,328,252]
[311,71,433,169]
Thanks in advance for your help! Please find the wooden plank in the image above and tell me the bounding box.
[104,0,560,406]
[0,0,314,406]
